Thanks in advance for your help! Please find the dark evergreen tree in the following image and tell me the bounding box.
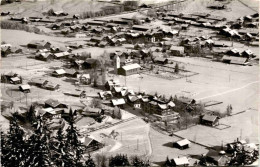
[2,113,26,167]
[85,154,96,167]
[164,156,172,167]
[50,127,70,167]
[174,63,179,73]
[109,154,130,167]
[24,116,51,167]
[131,156,150,167]
[27,105,36,123]
[65,108,85,167]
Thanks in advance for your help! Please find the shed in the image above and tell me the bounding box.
[118,63,141,76]
[201,115,219,126]
[19,84,31,93]
[52,69,66,77]
[174,139,191,149]
[44,82,60,91]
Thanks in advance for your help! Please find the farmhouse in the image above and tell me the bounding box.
[154,57,169,65]
[10,77,21,84]
[105,79,120,90]
[170,46,185,56]
[64,69,79,78]
[111,98,125,108]
[83,106,102,115]
[132,25,150,31]
[174,139,191,150]
[118,63,141,76]
[19,84,31,93]
[45,99,68,109]
[206,150,230,166]
[98,91,113,100]
[52,69,66,77]
[201,114,219,126]
[35,52,54,61]
[45,82,60,91]
[81,137,103,152]
[222,56,247,65]
[27,40,51,49]
[30,78,48,87]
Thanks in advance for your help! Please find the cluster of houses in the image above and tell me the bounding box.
[29,98,103,152]
[200,138,259,166]
[1,43,23,57]
[99,79,180,122]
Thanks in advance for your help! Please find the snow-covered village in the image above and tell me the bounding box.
[0,0,259,166]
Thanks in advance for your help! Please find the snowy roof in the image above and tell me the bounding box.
[158,104,168,110]
[10,77,20,82]
[176,139,191,147]
[122,63,141,71]
[173,157,189,165]
[54,69,66,75]
[20,84,31,90]
[167,101,175,108]
[202,115,219,122]
[111,98,125,106]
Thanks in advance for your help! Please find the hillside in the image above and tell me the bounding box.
[1,0,117,17]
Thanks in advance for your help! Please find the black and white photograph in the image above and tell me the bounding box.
[0,0,259,166]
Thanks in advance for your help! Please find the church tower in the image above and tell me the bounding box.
[114,55,120,75]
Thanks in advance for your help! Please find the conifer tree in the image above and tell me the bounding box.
[51,127,69,167]
[164,156,172,167]
[65,108,85,167]
[2,113,26,167]
[85,153,96,167]
[24,116,51,167]
[109,154,130,167]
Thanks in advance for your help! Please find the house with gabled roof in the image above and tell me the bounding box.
[27,40,51,49]
[52,69,66,77]
[111,98,126,108]
[201,114,219,126]
[118,63,141,76]
[19,84,31,93]
[45,99,68,109]
[80,136,103,152]
[173,139,191,149]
